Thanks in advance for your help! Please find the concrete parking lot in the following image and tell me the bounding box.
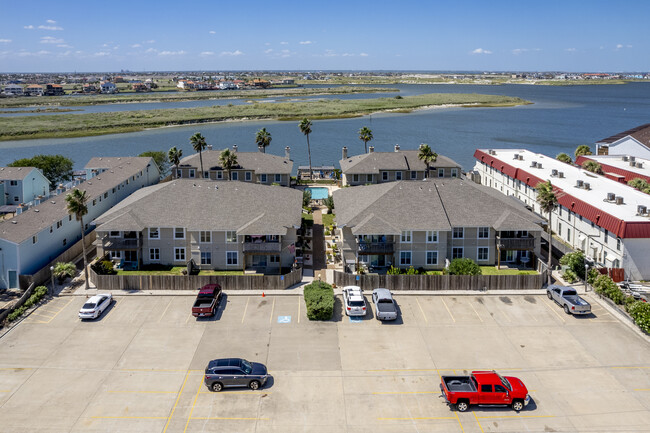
[0,292,649,432]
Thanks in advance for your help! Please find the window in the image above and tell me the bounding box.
[109,230,120,237]
[104,192,108,199]
[353,174,359,182]
[189,169,195,178]
[478,227,489,239]
[9,180,19,186]
[275,174,281,183]
[260,173,267,183]
[203,171,209,179]
[69,215,72,221]
[452,247,464,259]
[382,171,388,181]
[396,171,402,180]
[401,231,412,243]
[603,250,608,263]
[604,229,608,244]
[245,172,252,181]
[613,259,620,268]
[269,255,280,263]
[174,228,185,239]
[216,171,223,180]
[567,228,571,243]
[92,199,97,206]
[62,238,67,246]
[149,248,160,261]
[408,170,415,179]
[477,247,489,261]
[109,251,122,260]
[438,168,444,178]
[568,212,571,222]
[32,235,37,244]
[174,247,185,261]
[149,227,159,239]
[232,172,238,181]
[426,251,438,265]
[400,251,412,265]
[226,251,238,265]
[557,222,562,234]
[559,207,562,217]
[13,196,19,202]
[366,174,372,182]
[494,385,507,393]
[226,231,237,243]
[201,251,212,265]
[481,385,492,392]
[616,238,621,251]
[426,231,438,243]
[451,168,458,178]
[453,227,464,239]
[200,231,211,243]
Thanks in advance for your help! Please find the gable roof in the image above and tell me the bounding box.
[597,123,650,148]
[339,150,460,174]
[94,179,302,235]
[85,156,153,170]
[0,166,40,181]
[179,150,293,174]
[333,179,541,235]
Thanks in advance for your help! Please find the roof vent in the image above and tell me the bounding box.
[584,182,590,190]
[576,179,584,188]
[607,192,616,201]
[638,205,647,215]
[615,196,624,205]
[622,156,629,162]
[630,156,636,162]
[531,161,538,168]
[630,161,637,167]
[551,169,558,176]
[519,154,524,160]
[636,162,644,169]
[559,172,565,178]
[34,209,39,212]
[537,163,543,169]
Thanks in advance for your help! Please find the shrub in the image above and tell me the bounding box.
[562,269,578,284]
[447,258,482,276]
[560,251,586,279]
[302,190,312,207]
[387,265,401,275]
[587,268,600,285]
[406,266,417,275]
[53,261,77,283]
[627,301,650,334]
[91,255,117,275]
[303,281,334,321]
[8,286,48,322]
[594,274,625,304]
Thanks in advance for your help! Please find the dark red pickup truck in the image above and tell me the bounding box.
[440,370,530,412]
[192,284,222,317]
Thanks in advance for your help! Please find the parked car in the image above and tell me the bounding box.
[79,294,113,320]
[441,370,530,412]
[342,286,366,316]
[204,358,269,392]
[618,281,649,303]
[547,285,591,315]
[372,288,398,321]
[192,284,223,318]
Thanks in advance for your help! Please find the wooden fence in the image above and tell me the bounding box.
[333,271,545,291]
[91,267,303,291]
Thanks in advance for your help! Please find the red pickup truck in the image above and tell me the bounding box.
[192,284,223,318]
[440,370,530,412]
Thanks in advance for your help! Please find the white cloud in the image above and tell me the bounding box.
[299,40,312,45]
[565,48,576,52]
[17,50,50,57]
[40,36,64,44]
[58,50,72,57]
[94,51,110,56]
[324,49,337,57]
[512,48,527,55]
[200,51,215,56]
[145,48,158,54]
[131,43,141,48]
[280,49,291,58]
[209,30,216,34]
[24,25,34,29]
[264,48,273,54]
[159,50,186,56]
[220,50,243,56]
[616,44,623,50]
[265,42,270,46]
[38,25,63,31]
[57,44,72,48]
[46,19,56,24]
[0,39,11,43]
[280,41,288,45]
[471,48,492,55]
[360,52,368,57]
[342,53,353,57]
[144,39,155,44]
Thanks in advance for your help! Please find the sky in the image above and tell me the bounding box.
[0,0,648,73]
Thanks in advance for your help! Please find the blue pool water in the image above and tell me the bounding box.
[306,187,329,200]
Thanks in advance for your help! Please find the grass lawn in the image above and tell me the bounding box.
[480,266,538,275]
[116,267,244,276]
[302,213,314,223]
[198,270,244,275]
[322,213,335,228]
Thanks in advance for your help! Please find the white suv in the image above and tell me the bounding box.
[342,286,367,316]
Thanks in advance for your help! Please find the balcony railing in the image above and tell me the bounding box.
[356,242,394,254]
[100,237,141,250]
[243,242,281,253]
[497,236,535,250]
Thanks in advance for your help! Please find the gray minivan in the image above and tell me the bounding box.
[204,358,269,392]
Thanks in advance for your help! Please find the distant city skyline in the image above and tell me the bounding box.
[1,0,648,73]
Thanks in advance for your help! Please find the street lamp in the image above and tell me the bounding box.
[50,266,55,296]
[584,263,589,292]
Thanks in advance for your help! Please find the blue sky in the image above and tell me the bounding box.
[1,0,648,72]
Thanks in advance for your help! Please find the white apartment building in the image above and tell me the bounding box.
[474,149,650,280]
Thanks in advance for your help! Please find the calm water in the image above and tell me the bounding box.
[1,83,649,172]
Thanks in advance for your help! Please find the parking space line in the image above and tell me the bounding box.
[378,416,456,421]
[473,411,485,433]
[634,388,650,391]
[185,312,193,324]
[199,391,272,395]
[542,298,566,323]
[297,296,300,323]
[415,298,428,323]
[191,417,269,420]
[469,301,483,322]
[183,377,203,433]
[163,370,191,433]
[476,415,554,419]
[367,368,442,372]
[454,411,465,432]
[158,298,172,323]
[241,297,250,324]
[270,297,275,324]
[441,298,455,322]
[92,416,168,419]
[108,390,177,394]
[44,297,75,323]
[372,391,439,395]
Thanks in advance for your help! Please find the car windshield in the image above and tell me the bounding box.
[82,302,96,309]
[564,289,577,296]
[241,359,252,374]
[378,299,392,303]
[349,300,365,307]
[496,372,512,391]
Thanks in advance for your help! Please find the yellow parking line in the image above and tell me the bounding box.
[415,297,428,323]
[373,391,439,395]
[199,391,271,395]
[367,368,442,372]
[473,411,485,433]
[42,297,74,323]
[241,297,249,324]
[183,378,203,433]
[469,302,483,322]
[185,312,193,324]
[611,366,650,369]
[634,388,650,391]
[92,416,168,419]
[441,298,455,322]
[270,297,275,324]
[119,368,189,372]
[163,370,191,433]
[455,411,465,432]
[477,414,554,419]
[378,416,456,421]
[191,417,269,420]
[0,367,33,370]
[159,298,172,322]
[542,298,565,323]
[108,390,177,394]
[0,390,10,392]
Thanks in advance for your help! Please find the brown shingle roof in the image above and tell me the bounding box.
[597,123,650,147]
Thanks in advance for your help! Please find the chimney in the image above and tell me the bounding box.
[232,144,238,153]
[342,146,348,160]
[285,146,291,160]
[16,203,26,214]
[34,195,43,205]
[394,144,400,152]
[56,184,66,195]
[369,146,374,153]
[207,145,213,151]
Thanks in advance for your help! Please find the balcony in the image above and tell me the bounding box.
[497,236,535,250]
[100,237,142,250]
[356,242,395,255]
[242,242,281,253]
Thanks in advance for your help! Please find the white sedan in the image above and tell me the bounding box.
[79,294,113,320]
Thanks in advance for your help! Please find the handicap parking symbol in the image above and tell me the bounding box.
[349,316,363,323]
[277,315,291,324]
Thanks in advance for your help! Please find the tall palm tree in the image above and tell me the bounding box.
[536,181,559,286]
[418,144,438,179]
[299,118,313,180]
[582,160,603,174]
[255,128,272,153]
[358,126,373,153]
[168,146,183,179]
[65,189,90,290]
[190,132,207,178]
[574,144,592,158]
[556,153,572,164]
[219,148,238,181]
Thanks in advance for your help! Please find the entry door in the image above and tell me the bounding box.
[8,270,17,289]
[505,251,516,262]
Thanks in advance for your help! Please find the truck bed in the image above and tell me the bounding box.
[442,376,476,392]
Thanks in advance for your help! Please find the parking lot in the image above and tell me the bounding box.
[1,292,649,432]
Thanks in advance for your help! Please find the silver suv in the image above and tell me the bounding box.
[342,286,367,316]
[204,358,269,392]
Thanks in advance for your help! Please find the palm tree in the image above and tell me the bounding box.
[358,126,373,153]
[168,146,183,179]
[65,189,90,290]
[299,118,313,180]
[536,181,559,286]
[53,262,77,284]
[556,153,572,164]
[418,144,438,178]
[219,148,238,181]
[582,160,603,174]
[574,144,592,158]
[255,128,272,153]
[190,132,207,178]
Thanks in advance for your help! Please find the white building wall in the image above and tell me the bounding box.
[603,137,650,160]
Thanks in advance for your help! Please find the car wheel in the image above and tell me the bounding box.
[456,401,469,412]
[211,382,223,392]
[512,400,524,412]
[564,304,571,315]
[547,291,552,300]
[249,380,260,390]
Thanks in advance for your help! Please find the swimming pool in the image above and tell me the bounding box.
[306,187,329,200]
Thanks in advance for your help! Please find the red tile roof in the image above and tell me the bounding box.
[576,156,650,184]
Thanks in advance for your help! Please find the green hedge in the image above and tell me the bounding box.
[304,281,334,321]
[592,274,650,334]
[627,301,650,334]
[7,286,48,322]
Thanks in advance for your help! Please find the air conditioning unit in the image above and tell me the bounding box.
[531,161,538,168]
[607,192,616,201]
[637,162,644,169]
[488,149,494,155]
[615,196,624,205]
[518,154,524,160]
[584,182,590,190]
[551,169,558,176]
[630,161,637,167]
[630,156,636,162]
[559,172,565,178]
[638,205,647,215]
[538,163,543,169]
[513,154,519,160]
[576,179,584,188]
[622,156,629,162]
